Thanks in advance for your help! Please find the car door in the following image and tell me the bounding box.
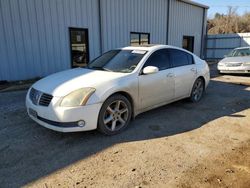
[169,49,197,99]
[139,49,175,110]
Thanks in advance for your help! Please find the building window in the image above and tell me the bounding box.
[183,36,194,53]
[69,28,89,67]
[130,32,150,46]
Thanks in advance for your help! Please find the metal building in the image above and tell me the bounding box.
[0,0,208,81]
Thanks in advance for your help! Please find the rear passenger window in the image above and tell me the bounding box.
[143,49,171,71]
[170,49,194,67]
[187,53,194,65]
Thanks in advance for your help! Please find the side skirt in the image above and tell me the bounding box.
[134,95,190,117]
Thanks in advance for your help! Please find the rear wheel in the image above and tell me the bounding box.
[98,94,132,135]
[190,78,204,102]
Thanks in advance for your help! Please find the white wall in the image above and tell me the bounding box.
[168,0,205,57]
[100,0,168,53]
[0,0,207,81]
[0,0,101,81]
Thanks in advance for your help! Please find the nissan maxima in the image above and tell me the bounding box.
[217,47,250,74]
[26,45,210,135]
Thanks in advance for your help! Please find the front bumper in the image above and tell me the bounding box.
[219,70,250,74]
[26,93,102,132]
[217,64,250,74]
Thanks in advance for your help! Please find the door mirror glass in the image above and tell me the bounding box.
[143,66,159,75]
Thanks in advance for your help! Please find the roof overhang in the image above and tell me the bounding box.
[179,0,209,9]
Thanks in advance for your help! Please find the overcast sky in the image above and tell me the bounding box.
[194,0,250,18]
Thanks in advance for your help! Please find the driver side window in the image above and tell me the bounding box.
[143,49,171,71]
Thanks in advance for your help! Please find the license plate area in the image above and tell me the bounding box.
[28,108,37,118]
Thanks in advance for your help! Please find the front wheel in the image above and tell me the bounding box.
[190,78,205,103]
[97,94,132,135]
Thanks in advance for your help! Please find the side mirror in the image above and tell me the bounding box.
[143,66,159,75]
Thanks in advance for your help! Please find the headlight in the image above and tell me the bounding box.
[244,62,250,66]
[60,88,95,107]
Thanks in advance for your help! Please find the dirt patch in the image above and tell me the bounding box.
[0,78,39,92]
[212,75,250,86]
[178,140,250,188]
[1,73,250,188]
[209,63,250,86]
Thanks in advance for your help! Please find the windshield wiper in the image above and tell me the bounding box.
[88,66,104,70]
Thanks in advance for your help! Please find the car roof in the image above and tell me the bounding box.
[234,46,250,50]
[121,44,186,52]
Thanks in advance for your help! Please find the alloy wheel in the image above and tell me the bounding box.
[192,79,204,102]
[103,100,129,131]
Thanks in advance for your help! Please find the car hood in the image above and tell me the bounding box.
[220,56,250,63]
[32,68,126,97]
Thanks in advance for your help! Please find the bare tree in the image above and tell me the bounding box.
[208,7,250,34]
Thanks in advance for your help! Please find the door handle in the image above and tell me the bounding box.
[167,73,174,78]
[190,68,196,72]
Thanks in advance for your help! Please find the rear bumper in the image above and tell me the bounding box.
[204,71,210,89]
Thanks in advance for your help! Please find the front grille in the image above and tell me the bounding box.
[226,63,242,67]
[29,88,53,107]
[39,93,53,106]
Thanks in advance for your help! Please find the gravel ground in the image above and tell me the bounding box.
[0,66,250,188]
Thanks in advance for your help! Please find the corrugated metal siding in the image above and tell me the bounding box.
[201,9,208,58]
[168,0,204,56]
[0,0,207,81]
[206,33,250,61]
[100,0,168,52]
[0,0,101,81]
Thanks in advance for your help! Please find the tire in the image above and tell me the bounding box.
[190,78,205,103]
[97,94,132,135]
[218,70,223,75]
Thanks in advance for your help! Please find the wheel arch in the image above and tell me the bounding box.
[105,91,135,118]
[189,76,206,97]
[197,76,206,89]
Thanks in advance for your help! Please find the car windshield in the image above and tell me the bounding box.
[228,48,250,57]
[87,50,147,73]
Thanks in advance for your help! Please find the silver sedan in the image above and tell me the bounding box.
[218,47,250,74]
